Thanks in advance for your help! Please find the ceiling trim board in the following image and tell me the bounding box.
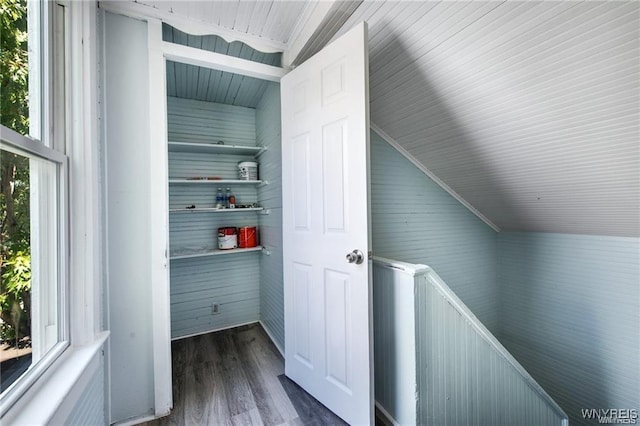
[99,1,286,53]
[162,41,286,83]
[370,122,501,233]
[289,1,364,67]
[283,0,336,68]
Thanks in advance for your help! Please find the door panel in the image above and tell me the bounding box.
[281,22,371,425]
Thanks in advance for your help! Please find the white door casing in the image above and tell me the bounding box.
[281,22,372,425]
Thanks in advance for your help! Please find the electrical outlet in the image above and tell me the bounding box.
[212,303,220,315]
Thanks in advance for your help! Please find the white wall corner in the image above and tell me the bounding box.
[370,122,500,232]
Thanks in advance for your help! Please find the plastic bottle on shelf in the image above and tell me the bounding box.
[216,188,224,209]
[229,190,236,209]
[225,188,231,209]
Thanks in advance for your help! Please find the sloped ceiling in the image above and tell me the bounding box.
[327,1,639,237]
[148,1,639,237]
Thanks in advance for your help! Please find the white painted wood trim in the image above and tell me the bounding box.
[283,0,335,68]
[2,332,109,425]
[375,402,400,426]
[370,122,500,232]
[147,18,173,418]
[68,0,101,346]
[372,256,429,277]
[161,40,286,82]
[422,267,568,420]
[113,413,160,426]
[98,7,111,424]
[171,320,260,342]
[98,0,286,54]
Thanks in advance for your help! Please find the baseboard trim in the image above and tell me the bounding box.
[375,401,400,426]
[171,320,260,341]
[259,320,285,357]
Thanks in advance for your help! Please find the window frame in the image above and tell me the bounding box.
[0,0,70,416]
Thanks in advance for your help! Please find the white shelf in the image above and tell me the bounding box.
[170,246,263,260]
[169,207,263,213]
[168,141,265,156]
[169,179,262,185]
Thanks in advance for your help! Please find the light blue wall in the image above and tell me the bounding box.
[256,83,284,350]
[254,128,499,351]
[167,97,262,338]
[104,12,155,422]
[371,130,500,331]
[498,232,640,425]
[63,354,106,425]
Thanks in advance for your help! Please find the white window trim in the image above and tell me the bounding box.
[0,126,69,417]
[1,0,106,422]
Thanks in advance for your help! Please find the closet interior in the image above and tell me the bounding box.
[164,26,284,344]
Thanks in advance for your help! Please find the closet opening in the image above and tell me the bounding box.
[157,50,345,423]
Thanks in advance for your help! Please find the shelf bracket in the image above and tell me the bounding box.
[258,208,271,215]
[257,180,270,188]
[261,246,272,256]
[255,146,268,158]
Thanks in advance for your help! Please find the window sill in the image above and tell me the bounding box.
[1,331,109,425]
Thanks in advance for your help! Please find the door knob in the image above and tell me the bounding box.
[346,249,364,265]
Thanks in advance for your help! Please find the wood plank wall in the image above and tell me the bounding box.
[255,83,285,351]
[63,355,106,425]
[499,232,640,425]
[370,130,500,332]
[167,97,262,338]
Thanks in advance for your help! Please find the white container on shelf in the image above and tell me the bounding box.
[238,161,258,180]
[218,227,238,250]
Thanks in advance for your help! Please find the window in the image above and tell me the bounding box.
[0,0,68,414]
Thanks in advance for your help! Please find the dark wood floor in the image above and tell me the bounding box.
[143,323,353,426]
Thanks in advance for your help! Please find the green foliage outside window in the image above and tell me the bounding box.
[0,0,32,344]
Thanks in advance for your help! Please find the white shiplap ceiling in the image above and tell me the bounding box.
[153,0,639,237]
[163,25,280,107]
[329,1,640,237]
[134,0,317,46]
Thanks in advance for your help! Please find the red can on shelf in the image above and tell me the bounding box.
[238,226,258,248]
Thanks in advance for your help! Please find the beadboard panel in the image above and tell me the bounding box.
[163,24,280,108]
[153,2,314,45]
[498,232,640,425]
[370,130,500,332]
[167,96,256,145]
[167,96,262,339]
[64,355,105,426]
[170,255,260,338]
[329,1,640,237]
[256,83,284,349]
[169,214,260,253]
[416,270,566,426]
[169,186,258,211]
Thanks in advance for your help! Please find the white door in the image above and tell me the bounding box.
[281,22,372,425]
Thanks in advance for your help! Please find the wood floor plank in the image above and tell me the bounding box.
[144,323,359,426]
[216,332,258,417]
[278,375,349,426]
[183,361,213,425]
[204,336,234,425]
[234,327,298,423]
[232,328,286,425]
[229,408,264,426]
